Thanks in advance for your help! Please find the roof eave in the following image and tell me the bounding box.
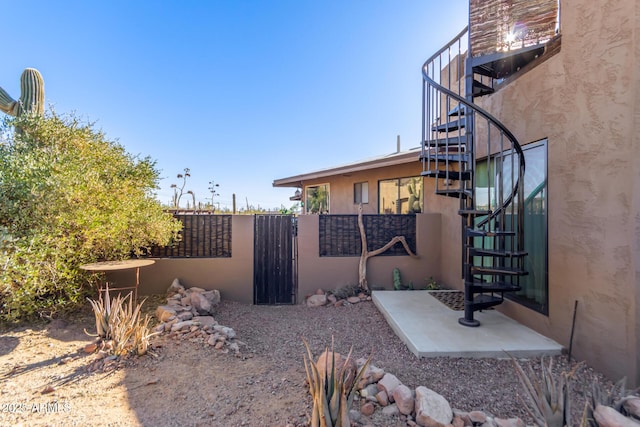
[273,149,421,188]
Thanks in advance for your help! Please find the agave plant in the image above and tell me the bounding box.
[302,338,371,427]
[87,284,113,340]
[511,356,576,427]
[87,286,156,356]
[132,314,158,356]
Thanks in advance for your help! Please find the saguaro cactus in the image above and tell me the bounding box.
[0,68,45,117]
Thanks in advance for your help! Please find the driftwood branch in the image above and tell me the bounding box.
[357,204,419,292]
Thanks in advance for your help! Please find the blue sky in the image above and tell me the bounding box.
[2,1,467,210]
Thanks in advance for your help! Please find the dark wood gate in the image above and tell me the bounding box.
[254,215,297,304]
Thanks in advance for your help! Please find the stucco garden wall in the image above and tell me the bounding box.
[295,213,441,301]
[106,212,442,307]
[106,215,255,304]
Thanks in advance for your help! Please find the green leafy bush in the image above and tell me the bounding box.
[0,113,181,322]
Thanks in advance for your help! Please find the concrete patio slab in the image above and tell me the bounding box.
[372,290,563,359]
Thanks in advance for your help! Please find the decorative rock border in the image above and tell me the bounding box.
[347,358,528,427]
[152,279,245,354]
[305,288,371,307]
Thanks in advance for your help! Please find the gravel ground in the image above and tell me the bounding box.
[213,299,610,425]
[0,298,612,427]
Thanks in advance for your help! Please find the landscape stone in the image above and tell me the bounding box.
[167,278,184,296]
[315,288,325,295]
[594,404,639,427]
[307,294,328,307]
[375,390,389,407]
[193,316,217,328]
[377,373,402,401]
[393,384,414,415]
[494,418,525,427]
[177,312,193,321]
[368,365,385,382]
[327,294,337,304]
[382,403,400,417]
[156,305,178,322]
[360,384,379,397]
[361,402,375,416]
[171,320,196,332]
[469,411,487,424]
[623,397,640,419]
[201,289,221,307]
[415,386,453,427]
[452,416,465,427]
[190,291,213,315]
[189,287,206,293]
[347,296,361,304]
[349,409,361,422]
[221,326,236,339]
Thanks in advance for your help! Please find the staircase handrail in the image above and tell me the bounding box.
[423,26,469,68]
[422,54,525,227]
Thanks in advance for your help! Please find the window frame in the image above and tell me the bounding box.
[354,181,369,205]
[476,139,548,315]
[304,183,330,214]
[377,176,423,214]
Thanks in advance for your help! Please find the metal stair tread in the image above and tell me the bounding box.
[471,265,528,276]
[432,118,466,132]
[435,188,473,199]
[470,248,528,258]
[419,153,470,162]
[447,105,466,117]
[422,135,468,147]
[458,209,491,216]
[467,281,522,292]
[465,228,516,237]
[422,170,471,180]
[472,80,495,97]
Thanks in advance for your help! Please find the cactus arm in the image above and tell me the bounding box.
[19,68,45,116]
[0,86,19,116]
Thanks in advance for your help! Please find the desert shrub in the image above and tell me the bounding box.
[0,113,182,322]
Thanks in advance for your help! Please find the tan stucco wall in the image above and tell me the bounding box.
[465,0,639,385]
[106,215,255,304]
[296,213,442,300]
[301,162,424,214]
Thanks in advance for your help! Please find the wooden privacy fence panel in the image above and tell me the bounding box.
[319,214,416,257]
[470,0,558,56]
[150,214,232,258]
[254,215,297,304]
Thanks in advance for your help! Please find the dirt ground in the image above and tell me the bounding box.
[0,296,612,427]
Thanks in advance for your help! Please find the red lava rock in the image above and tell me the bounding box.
[84,343,98,353]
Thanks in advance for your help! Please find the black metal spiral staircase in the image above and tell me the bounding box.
[420,27,528,327]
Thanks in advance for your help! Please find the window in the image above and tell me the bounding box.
[354,182,369,204]
[305,184,329,214]
[378,177,422,214]
[476,140,548,314]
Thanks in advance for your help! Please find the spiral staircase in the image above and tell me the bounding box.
[420,27,530,327]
